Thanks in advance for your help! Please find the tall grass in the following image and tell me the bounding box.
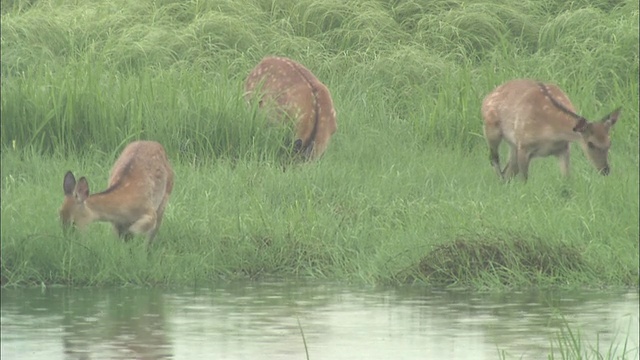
[499,317,639,360]
[1,0,638,287]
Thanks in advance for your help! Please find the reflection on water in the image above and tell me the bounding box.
[1,288,171,360]
[61,288,171,359]
[1,282,638,360]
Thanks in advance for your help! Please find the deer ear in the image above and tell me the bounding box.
[572,118,589,133]
[75,177,90,202]
[63,171,76,195]
[602,108,620,128]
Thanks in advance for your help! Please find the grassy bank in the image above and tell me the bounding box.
[1,0,638,288]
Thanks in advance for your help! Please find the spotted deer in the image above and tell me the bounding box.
[59,140,174,245]
[481,79,620,181]
[244,56,338,161]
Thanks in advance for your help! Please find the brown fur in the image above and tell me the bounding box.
[244,56,338,160]
[59,140,174,245]
[481,79,620,181]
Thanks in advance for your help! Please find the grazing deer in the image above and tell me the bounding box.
[59,140,174,245]
[481,79,620,181]
[244,56,338,160]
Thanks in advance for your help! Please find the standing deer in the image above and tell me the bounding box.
[244,56,338,161]
[481,79,620,181]
[59,140,174,245]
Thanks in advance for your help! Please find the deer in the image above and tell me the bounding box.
[59,140,174,245]
[244,56,338,161]
[481,79,620,181]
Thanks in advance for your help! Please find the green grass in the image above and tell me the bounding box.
[498,317,639,360]
[1,0,638,288]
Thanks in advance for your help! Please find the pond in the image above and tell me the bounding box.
[1,282,638,359]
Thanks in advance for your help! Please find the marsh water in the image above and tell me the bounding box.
[1,282,638,360]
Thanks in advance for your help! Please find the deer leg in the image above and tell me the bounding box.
[502,144,519,180]
[483,124,503,179]
[147,195,170,246]
[557,144,571,177]
[113,223,133,242]
[129,212,157,240]
[517,145,531,181]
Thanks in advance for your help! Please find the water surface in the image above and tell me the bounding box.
[1,282,638,359]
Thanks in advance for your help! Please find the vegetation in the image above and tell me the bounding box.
[499,318,639,360]
[1,0,638,288]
